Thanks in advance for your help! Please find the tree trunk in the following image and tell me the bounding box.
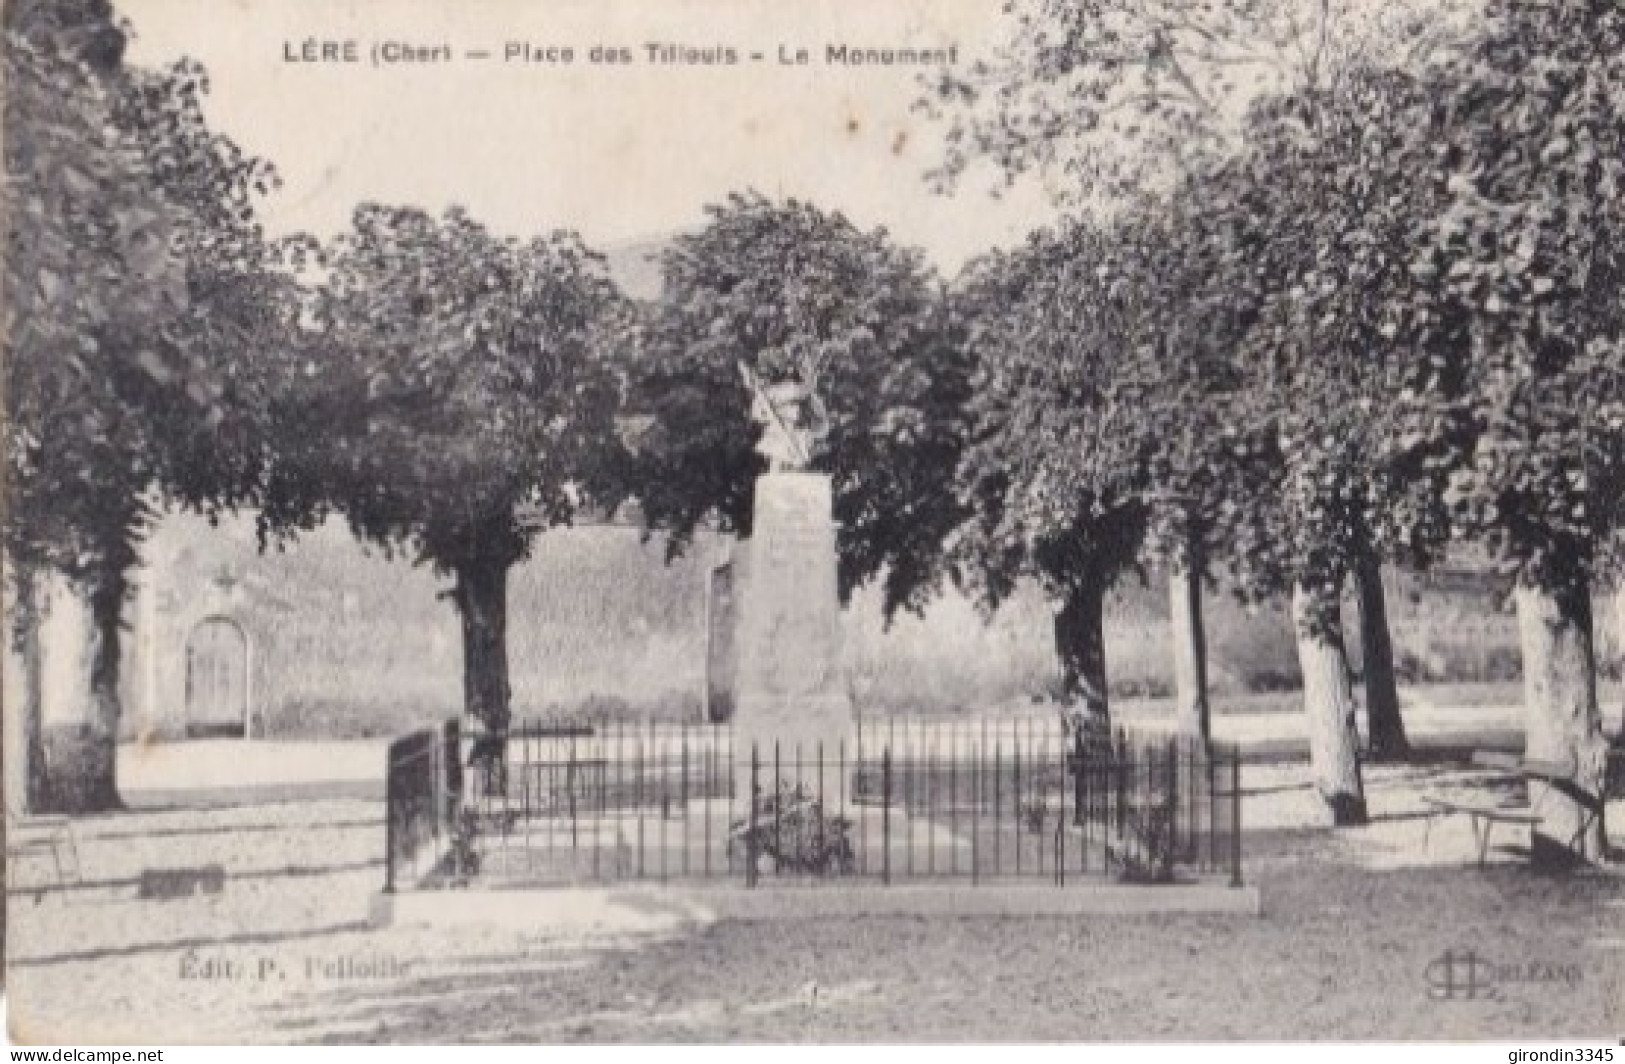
[454,559,512,735]
[1615,584,1625,674]
[1613,586,1625,740]
[22,574,46,811]
[1354,555,1409,760]
[1292,580,1368,826]
[1169,559,1210,743]
[39,570,124,813]
[1055,572,1111,736]
[6,562,48,812]
[1514,582,1609,866]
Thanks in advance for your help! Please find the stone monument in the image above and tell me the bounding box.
[732,361,853,796]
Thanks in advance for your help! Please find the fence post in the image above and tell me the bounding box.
[1114,731,1127,839]
[703,728,712,878]
[1191,739,1200,863]
[1056,740,1066,887]
[1163,739,1178,881]
[428,735,442,851]
[1071,728,1084,826]
[881,748,892,886]
[838,739,847,872]
[636,736,645,879]
[748,744,761,888]
[773,741,782,877]
[442,718,462,837]
[993,738,1002,876]
[383,744,397,895]
[971,740,979,887]
[679,729,689,877]
[1207,747,1218,872]
[1013,741,1022,876]
[1230,750,1243,888]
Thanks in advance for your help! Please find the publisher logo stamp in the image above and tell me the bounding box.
[1425,948,1582,1001]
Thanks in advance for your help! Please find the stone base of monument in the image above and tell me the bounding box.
[455,801,981,886]
[731,694,855,802]
[468,809,735,887]
[700,800,973,879]
[373,877,1259,928]
[730,471,854,797]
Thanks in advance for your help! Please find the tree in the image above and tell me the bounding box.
[1235,68,1480,769]
[1410,0,1625,862]
[922,0,1472,754]
[5,1,164,810]
[952,224,1156,732]
[627,194,966,620]
[1181,61,1471,820]
[300,206,628,737]
[4,0,286,810]
[921,0,1474,201]
[1082,199,1266,743]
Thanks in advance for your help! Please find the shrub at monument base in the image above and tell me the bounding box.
[727,783,857,876]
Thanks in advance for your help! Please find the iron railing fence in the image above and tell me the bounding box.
[383,716,1243,891]
[382,722,459,892]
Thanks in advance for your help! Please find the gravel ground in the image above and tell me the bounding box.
[418,851,1620,1043]
[6,761,1622,1043]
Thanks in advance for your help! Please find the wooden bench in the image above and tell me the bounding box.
[1420,794,1541,867]
[7,811,82,899]
[1471,749,1620,857]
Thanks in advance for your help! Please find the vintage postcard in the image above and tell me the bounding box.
[4,0,1623,1046]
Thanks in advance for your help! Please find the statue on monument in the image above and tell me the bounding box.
[738,357,830,473]
[731,352,852,799]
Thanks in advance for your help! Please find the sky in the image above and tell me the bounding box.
[116,0,1061,274]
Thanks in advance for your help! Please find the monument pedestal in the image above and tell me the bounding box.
[733,472,853,799]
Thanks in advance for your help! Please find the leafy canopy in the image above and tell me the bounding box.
[301,205,630,572]
[1414,0,1625,591]
[629,193,965,617]
[4,0,286,596]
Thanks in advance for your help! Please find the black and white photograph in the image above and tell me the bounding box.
[2,0,1622,1046]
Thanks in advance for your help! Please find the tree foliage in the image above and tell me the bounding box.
[1415,0,1625,593]
[287,206,630,732]
[628,193,966,617]
[4,0,292,810]
[954,225,1144,611]
[951,224,1154,720]
[4,0,289,586]
[1180,69,1461,618]
[300,205,630,572]
[920,0,1475,203]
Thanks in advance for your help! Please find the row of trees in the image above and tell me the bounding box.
[6,0,1620,865]
[922,0,1623,857]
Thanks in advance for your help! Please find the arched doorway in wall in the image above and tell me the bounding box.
[185,616,251,739]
